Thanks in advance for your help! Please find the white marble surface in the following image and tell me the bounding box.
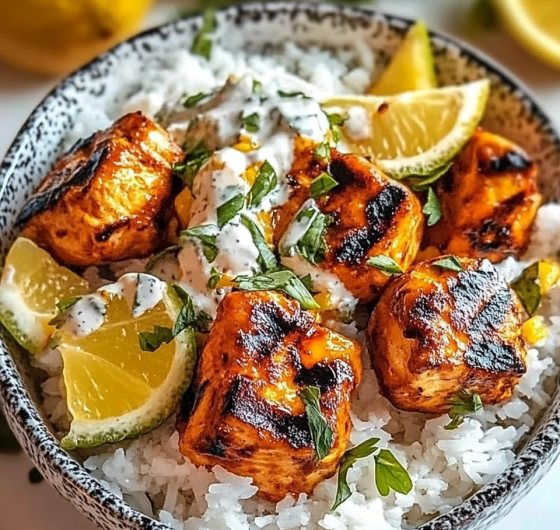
[1,1,559,529]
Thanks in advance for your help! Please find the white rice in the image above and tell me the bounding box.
[36,37,560,530]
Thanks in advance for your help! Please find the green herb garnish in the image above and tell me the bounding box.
[309,172,338,198]
[207,267,221,289]
[235,270,320,310]
[248,160,277,207]
[252,78,263,95]
[195,311,213,333]
[139,286,195,352]
[278,90,309,98]
[240,214,278,272]
[423,187,442,226]
[242,112,261,133]
[366,255,403,276]
[510,262,542,317]
[325,112,347,143]
[332,438,380,511]
[139,325,174,352]
[182,92,209,108]
[173,143,213,190]
[145,245,180,273]
[314,141,331,162]
[48,297,82,328]
[217,193,246,228]
[409,162,452,191]
[445,389,483,430]
[299,386,333,460]
[374,449,414,497]
[300,274,314,292]
[182,225,218,263]
[294,207,331,265]
[171,285,196,337]
[190,9,216,60]
[433,256,464,273]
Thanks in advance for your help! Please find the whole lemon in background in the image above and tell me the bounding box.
[0,0,155,76]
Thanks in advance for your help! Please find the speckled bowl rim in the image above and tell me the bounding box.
[1,3,560,530]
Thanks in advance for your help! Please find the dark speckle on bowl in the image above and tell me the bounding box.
[1,3,560,530]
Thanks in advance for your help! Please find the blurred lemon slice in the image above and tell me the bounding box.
[0,238,89,354]
[369,20,437,95]
[0,0,154,75]
[322,80,490,178]
[493,0,560,71]
[57,275,196,449]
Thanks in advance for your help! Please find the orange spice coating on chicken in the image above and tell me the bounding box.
[177,290,362,502]
[367,257,528,413]
[421,129,541,263]
[19,112,183,267]
[277,147,424,303]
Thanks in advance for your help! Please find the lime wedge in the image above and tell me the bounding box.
[322,80,490,178]
[369,20,437,95]
[58,277,196,449]
[0,238,89,354]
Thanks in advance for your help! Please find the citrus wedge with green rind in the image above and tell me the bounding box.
[0,237,89,354]
[322,79,490,178]
[58,277,196,449]
[369,20,437,95]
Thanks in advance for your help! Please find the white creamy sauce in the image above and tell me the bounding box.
[166,75,353,317]
[64,273,165,338]
[278,198,319,254]
[281,255,358,316]
[344,105,372,142]
[62,294,108,337]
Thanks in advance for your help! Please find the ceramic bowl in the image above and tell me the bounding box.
[1,3,560,530]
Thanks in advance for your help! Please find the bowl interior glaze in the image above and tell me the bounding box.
[1,3,560,530]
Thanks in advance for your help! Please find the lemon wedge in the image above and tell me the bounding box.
[322,80,490,178]
[369,20,437,95]
[57,274,196,449]
[493,0,560,71]
[0,238,89,354]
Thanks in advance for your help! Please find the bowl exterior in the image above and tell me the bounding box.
[1,3,560,530]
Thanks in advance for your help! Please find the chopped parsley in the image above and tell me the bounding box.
[181,225,219,263]
[173,143,213,190]
[445,390,483,430]
[309,172,338,198]
[190,9,216,60]
[235,270,320,310]
[423,187,442,226]
[247,161,277,207]
[242,112,261,133]
[240,214,278,272]
[433,256,464,273]
[366,255,403,276]
[299,386,333,460]
[510,261,541,317]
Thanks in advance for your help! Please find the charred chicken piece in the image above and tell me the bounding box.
[177,290,362,503]
[421,129,541,263]
[279,148,424,303]
[19,112,183,267]
[367,257,527,413]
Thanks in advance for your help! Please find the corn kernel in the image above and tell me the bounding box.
[314,292,333,311]
[233,135,259,153]
[521,316,549,345]
[539,260,560,294]
[174,188,194,229]
[256,211,274,246]
[216,274,236,290]
[241,162,262,186]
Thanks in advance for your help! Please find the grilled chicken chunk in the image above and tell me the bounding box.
[278,147,424,303]
[367,257,527,413]
[177,290,362,502]
[19,112,183,267]
[421,130,541,263]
